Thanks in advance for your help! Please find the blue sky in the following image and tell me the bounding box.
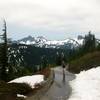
[0,0,100,40]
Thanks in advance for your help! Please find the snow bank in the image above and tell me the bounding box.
[9,75,44,88]
[68,67,100,100]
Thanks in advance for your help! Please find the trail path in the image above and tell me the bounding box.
[40,67,75,100]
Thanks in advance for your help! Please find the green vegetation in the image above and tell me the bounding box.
[0,20,8,81]
[69,51,100,73]
[68,31,100,73]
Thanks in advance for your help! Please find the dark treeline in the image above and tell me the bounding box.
[69,31,97,61]
[68,31,100,73]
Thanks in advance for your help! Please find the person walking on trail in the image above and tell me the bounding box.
[62,61,66,82]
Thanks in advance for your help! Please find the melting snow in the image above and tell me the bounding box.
[9,75,44,89]
[17,94,27,98]
[68,67,100,100]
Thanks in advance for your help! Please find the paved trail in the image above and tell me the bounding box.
[40,67,75,100]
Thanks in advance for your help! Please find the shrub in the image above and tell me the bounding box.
[69,51,100,73]
[0,81,33,100]
[0,81,16,100]
[9,83,33,95]
[37,67,51,79]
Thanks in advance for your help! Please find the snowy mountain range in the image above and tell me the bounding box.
[16,35,84,49]
[8,35,84,67]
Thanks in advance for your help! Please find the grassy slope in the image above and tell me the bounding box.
[69,51,100,73]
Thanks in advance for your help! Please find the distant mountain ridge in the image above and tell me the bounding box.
[15,35,84,49]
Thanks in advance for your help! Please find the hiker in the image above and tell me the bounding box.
[62,61,65,69]
[62,61,66,82]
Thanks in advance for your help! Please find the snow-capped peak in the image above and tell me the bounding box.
[36,36,47,43]
[16,35,84,49]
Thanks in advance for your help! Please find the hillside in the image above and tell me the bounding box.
[68,51,100,73]
[8,43,69,68]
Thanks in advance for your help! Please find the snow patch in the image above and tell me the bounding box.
[9,75,44,89]
[17,94,27,98]
[68,67,100,100]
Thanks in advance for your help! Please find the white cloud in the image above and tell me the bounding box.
[0,0,100,39]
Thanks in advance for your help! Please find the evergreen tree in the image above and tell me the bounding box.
[55,52,66,65]
[0,20,8,81]
[41,55,48,69]
[83,31,96,53]
[55,52,62,65]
